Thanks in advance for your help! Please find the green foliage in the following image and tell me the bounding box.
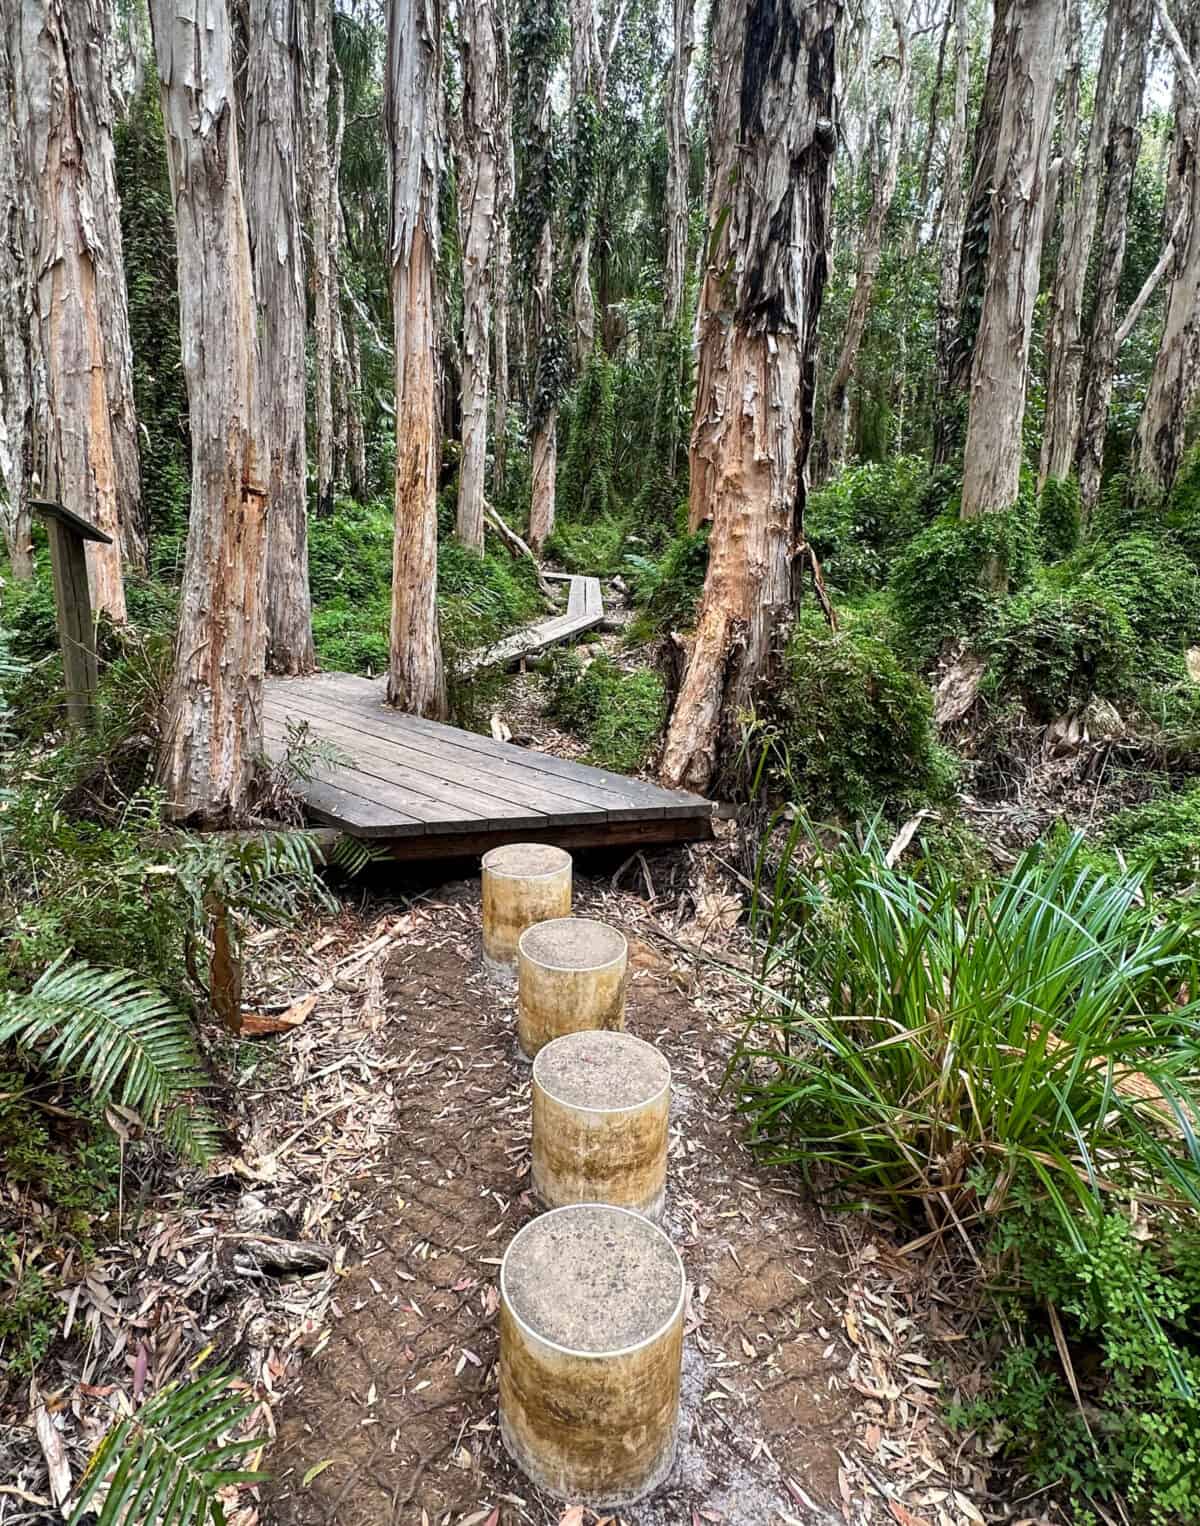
[733,827,1200,1241]
[308,497,393,606]
[559,352,617,519]
[545,513,629,574]
[986,576,1135,718]
[437,541,543,727]
[68,1365,264,1526]
[549,651,666,773]
[1102,782,1200,891]
[0,957,216,1163]
[891,492,1037,666]
[953,1203,1200,1523]
[756,613,956,819]
[625,522,709,634]
[806,457,952,593]
[1038,476,1081,559]
[1084,533,1200,662]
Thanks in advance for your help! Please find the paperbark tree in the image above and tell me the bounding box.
[20,0,138,619]
[567,0,599,363]
[815,0,911,479]
[660,0,840,794]
[663,0,695,331]
[1038,0,1123,489]
[960,0,1063,523]
[308,0,337,517]
[150,0,268,823]
[385,0,446,717]
[491,0,515,500]
[1137,0,1200,493]
[0,17,33,578]
[457,0,503,551]
[1077,1,1153,514]
[246,0,315,674]
[933,0,970,457]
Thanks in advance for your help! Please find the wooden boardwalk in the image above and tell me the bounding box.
[480,572,604,669]
[263,672,712,859]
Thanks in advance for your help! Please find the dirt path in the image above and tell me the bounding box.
[260,875,984,1526]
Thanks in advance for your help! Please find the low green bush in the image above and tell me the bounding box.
[986,575,1136,718]
[762,614,956,818]
[307,497,393,605]
[549,651,666,773]
[806,456,953,594]
[1102,782,1200,890]
[1038,475,1081,559]
[545,513,629,575]
[624,523,709,634]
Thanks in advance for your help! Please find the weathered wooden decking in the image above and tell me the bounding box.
[263,672,712,859]
[481,571,605,669]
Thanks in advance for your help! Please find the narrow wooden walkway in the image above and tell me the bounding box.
[480,572,604,669]
[263,672,712,859]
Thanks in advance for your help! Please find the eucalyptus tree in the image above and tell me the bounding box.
[457,0,505,550]
[246,0,315,673]
[959,0,1063,525]
[19,0,142,617]
[933,0,970,455]
[1137,0,1200,493]
[150,0,268,822]
[492,0,516,499]
[385,0,446,716]
[660,0,840,794]
[308,0,338,518]
[663,0,694,332]
[1077,0,1154,514]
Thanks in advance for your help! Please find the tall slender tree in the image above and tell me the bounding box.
[0,16,33,578]
[491,0,515,501]
[151,0,268,822]
[246,0,315,674]
[959,0,1063,524]
[933,0,970,459]
[660,0,841,793]
[308,0,337,518]
[385,0,446,716]
[20,0,138,619]
[663,0,694,332]
[457,0,503,551]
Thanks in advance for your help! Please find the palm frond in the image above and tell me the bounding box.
[68,1366,264,1526]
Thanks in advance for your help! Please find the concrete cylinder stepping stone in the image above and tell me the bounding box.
[516,916,627,1059]
[532,1030,670,1220]
[499,1203,684,1505]
[481,843,572,978]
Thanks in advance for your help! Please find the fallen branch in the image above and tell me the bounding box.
[484,503,555,600]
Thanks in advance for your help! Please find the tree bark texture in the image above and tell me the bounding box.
[567,0,599,364]
[20,0,135,619]
[0,15,33,578]
[660,0,840,795]
[307,0,336,517]
[1076,1,1153,514]
[246,0,315,675]
[663,0,694,331]
[933,0,970,470]
[385,0,446,718]
[815,0,911,480]
[528,217,558,549]
[1038,0,1123,488]
[457,0,502,551]
[1137,2,1200,494]
[150,0,268,824]
[960,0,1063,520]
[491,0,514,500]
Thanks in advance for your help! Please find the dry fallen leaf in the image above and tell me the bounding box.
[34,1403,70,1507]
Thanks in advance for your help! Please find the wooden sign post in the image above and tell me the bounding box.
[30,498,111,726]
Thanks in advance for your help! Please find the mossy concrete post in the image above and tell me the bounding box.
[516,917,627,1059]
[499,1203,684,1505]
[532,1031,670,1219]
[481,842,572,978]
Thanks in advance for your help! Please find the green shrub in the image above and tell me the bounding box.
[549,652,666,773]
[624,523,709,633]
[1038,475,1081,559]
[986,576,1135,717]
[890,494,1036,666]
[545,513,629,575]
[1103,782,1200,890]
[953,1202,1200,1524]
[806,456,951,594]
[308,497,393,605]
[1084,533,1200,664]
[762,615,956,818]
[559,351,617,520]
[2,558,60,661]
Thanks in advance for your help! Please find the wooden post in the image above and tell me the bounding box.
[517,916,627,1059]
[481,842,572,978]
[31,499,111,726]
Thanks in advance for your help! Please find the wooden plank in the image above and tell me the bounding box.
[266,689,612,823]
[581,577,602,618]
[262,717,545,832]
[364,812,714,861]
[44,516,99,726]
[267,673,710,819]
[566,577,586,617]
[285,773,427,838]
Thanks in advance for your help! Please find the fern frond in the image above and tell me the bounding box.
[0,957,216,1161]
[68,1366,265,1526]
[323,833,390,877]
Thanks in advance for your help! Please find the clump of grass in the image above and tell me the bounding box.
[549,651,666,774]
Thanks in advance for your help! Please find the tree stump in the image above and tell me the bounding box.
[532,1031,670,1219]
[499,1203,684,1505]
[481,842,572,978]
[516,916,626,1059]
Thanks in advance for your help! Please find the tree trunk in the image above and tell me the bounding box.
[0,16,33,578]
[385,0,446,718]
[1038,0,1123,488]
[934,0,1014,463]
[663,0,695,331]
[1137,2,1200,494]
[1076,2,1153,514]
[528,222,558,549]
[457,0,502,552]
[246,0,315,675]
[660,0,840,795]
[815,0,911,481]
[21,0,132,620]
[933,0,970,467]
[960,0,1063,522]
[150,0,268,824]
[567,0,599,364]
[308,0,335,518]
[344,316,368,500]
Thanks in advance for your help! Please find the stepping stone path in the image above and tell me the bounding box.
[480,841,572,978]
[516,914,628,1058]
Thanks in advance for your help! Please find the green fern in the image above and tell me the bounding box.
[68,1365,264,1526]
[0,957,215,1162]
